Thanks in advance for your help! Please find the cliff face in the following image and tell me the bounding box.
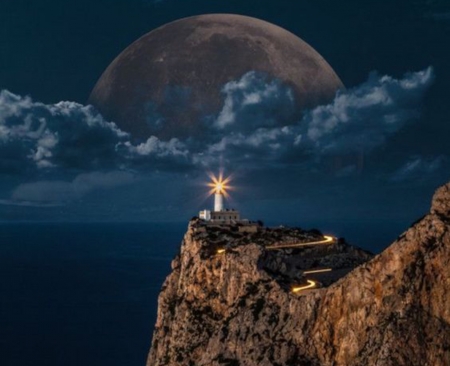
[148,183,450,366]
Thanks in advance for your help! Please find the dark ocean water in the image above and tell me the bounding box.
[0,222,186,366]
[0,219,409,366]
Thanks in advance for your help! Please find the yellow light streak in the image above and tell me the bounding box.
[266,235,336,250]
[217,249,226,254]
[303,268,333,275]
[292,280,317,293]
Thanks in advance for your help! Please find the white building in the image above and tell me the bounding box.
[199,210,211,221]
[199,208,241,222]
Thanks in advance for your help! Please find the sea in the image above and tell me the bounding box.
[0,220,408,366]
[0,222,185,366]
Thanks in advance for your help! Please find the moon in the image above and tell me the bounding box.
[89,14,344,141]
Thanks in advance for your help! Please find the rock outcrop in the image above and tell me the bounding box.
[147,183,450,366]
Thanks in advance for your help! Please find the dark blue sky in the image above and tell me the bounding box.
[1,0,448,103]
[0,0,449,241]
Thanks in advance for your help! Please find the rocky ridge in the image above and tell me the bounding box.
[147,183,450,366]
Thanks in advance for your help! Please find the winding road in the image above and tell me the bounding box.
[266,235,336,294]
[216,235,337,294]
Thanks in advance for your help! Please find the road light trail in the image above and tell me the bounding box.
[303,268,332,275]
[292,280,317,293]
[216,236,336,255]
[266,235,336,250]
[216,236,335,294]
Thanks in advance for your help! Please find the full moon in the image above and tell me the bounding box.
[89,14,344,141]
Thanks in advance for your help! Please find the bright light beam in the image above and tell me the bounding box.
[207,172,232,198]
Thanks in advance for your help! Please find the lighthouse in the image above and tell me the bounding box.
[214,182,224,212]
[199,173,241,223]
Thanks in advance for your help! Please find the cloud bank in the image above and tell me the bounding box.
[213,71,296,133]
[0,90,187,173]
[201,67,435,166]
[0,67,436,204]
[8,171,136,204]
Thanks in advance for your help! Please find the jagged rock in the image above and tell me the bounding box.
[431,182,450,217]
[147,182,450,366]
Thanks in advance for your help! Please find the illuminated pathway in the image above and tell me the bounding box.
[266,235,336,294]
[292,280,317,293]
[216,235,336,294]
[216,235,336,254]
[266,235,336,250]
[303,268,332,275]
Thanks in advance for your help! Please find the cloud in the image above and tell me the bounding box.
[123,136,188,158]
[391,156,446,182]
[0,90,188,172]
[0,67,440,218]
[199,67,435,167]
[300,67,435,155]
[0,90,127,171]
[0,67,435,179]
[213,71,295,133]
[10,171,136,203]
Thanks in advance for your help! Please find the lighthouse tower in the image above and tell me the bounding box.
[214,182,224,212]
[199,173,241,223]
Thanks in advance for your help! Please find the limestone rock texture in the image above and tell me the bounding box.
[147,183,450,366]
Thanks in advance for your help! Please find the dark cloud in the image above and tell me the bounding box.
[199,67,435,168]
[391,156,447,182]
[0,90,127,172]
[9,171,136,204]
[0,90,187,173]
[212,71,296,134]
[300,67,435,155]
[121,137,188,160]
[0,68,434,175]
[0,67,438,206]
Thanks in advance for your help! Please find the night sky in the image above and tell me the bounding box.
[1,0,450,236]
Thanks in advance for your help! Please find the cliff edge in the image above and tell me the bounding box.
[147,183,450,366]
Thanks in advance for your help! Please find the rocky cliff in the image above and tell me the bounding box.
[147,183,450,366]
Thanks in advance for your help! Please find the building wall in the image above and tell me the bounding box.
[211,210,240,221]
[199,210,211,221]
